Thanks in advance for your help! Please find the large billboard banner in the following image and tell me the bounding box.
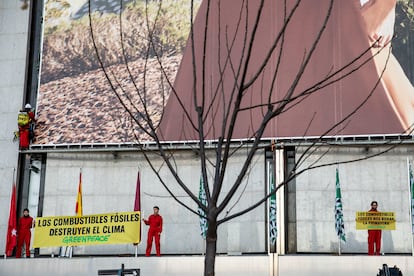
[34,0,414,144]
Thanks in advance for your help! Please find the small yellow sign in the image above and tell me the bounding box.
[33,211,141,247]
[355,211,395,230]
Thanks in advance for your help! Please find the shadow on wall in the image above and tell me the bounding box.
[382,231,395,254]
[330,232,365,254]
[310,202,322,252]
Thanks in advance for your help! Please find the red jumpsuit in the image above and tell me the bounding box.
[368,208,382,255]
[18,125,30,149]
[18,110,35,149]
[16,215,34,258]
[144,214,163,256]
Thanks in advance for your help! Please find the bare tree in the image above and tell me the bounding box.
[85,0,412,275]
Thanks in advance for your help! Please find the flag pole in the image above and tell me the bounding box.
[336,166,340,256]
[338,237,341,256]
[407,158,414,256]
[4,168,16,259]
[135,210,143,257]
[73,168,83,258]
[134,170,141,258]
[71,168,83,258]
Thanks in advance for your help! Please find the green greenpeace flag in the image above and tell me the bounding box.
[198,176,208,239]
[335,168,346,242]
[269,172,277,245]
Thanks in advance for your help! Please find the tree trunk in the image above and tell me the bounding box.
[204,218,218,276]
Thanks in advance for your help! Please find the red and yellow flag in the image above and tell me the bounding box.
[75,171,83,216]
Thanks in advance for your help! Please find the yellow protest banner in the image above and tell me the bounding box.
[33,211,140,247]
[355,211,395,230]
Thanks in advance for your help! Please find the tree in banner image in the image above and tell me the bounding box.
[81,0,412,275]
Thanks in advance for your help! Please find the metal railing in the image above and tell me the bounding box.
[98,263,140,276]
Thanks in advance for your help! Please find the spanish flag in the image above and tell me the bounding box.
[75,170,83,216]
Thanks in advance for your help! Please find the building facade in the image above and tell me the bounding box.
[1,0,414,260]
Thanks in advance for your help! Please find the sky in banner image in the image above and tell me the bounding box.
[34,0,413,144]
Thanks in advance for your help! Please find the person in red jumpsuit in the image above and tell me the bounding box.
[16,103,36,150]
[16,208,34,258]
[143,206,163,256]
[368,201,382,255]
